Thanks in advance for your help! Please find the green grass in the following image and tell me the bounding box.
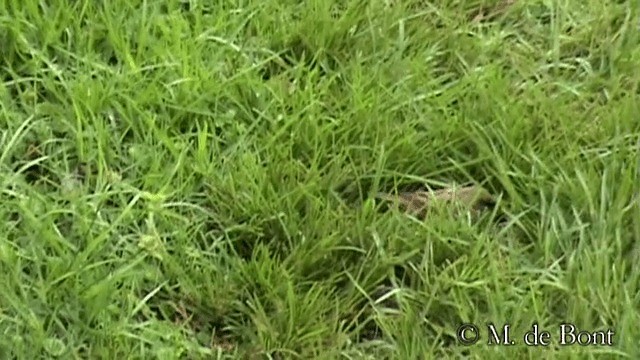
[1,0,639,358]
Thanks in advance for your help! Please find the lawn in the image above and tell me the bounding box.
[1,0,639,358]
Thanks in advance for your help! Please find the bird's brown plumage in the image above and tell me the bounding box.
[375,185,495,219]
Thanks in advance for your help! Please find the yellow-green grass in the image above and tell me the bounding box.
[1,0,639,358]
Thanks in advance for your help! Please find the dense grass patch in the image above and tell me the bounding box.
[1,0,639,358]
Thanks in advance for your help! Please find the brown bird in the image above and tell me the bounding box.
[375,184,496,219]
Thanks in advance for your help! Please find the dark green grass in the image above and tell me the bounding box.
[1,0,639,358]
